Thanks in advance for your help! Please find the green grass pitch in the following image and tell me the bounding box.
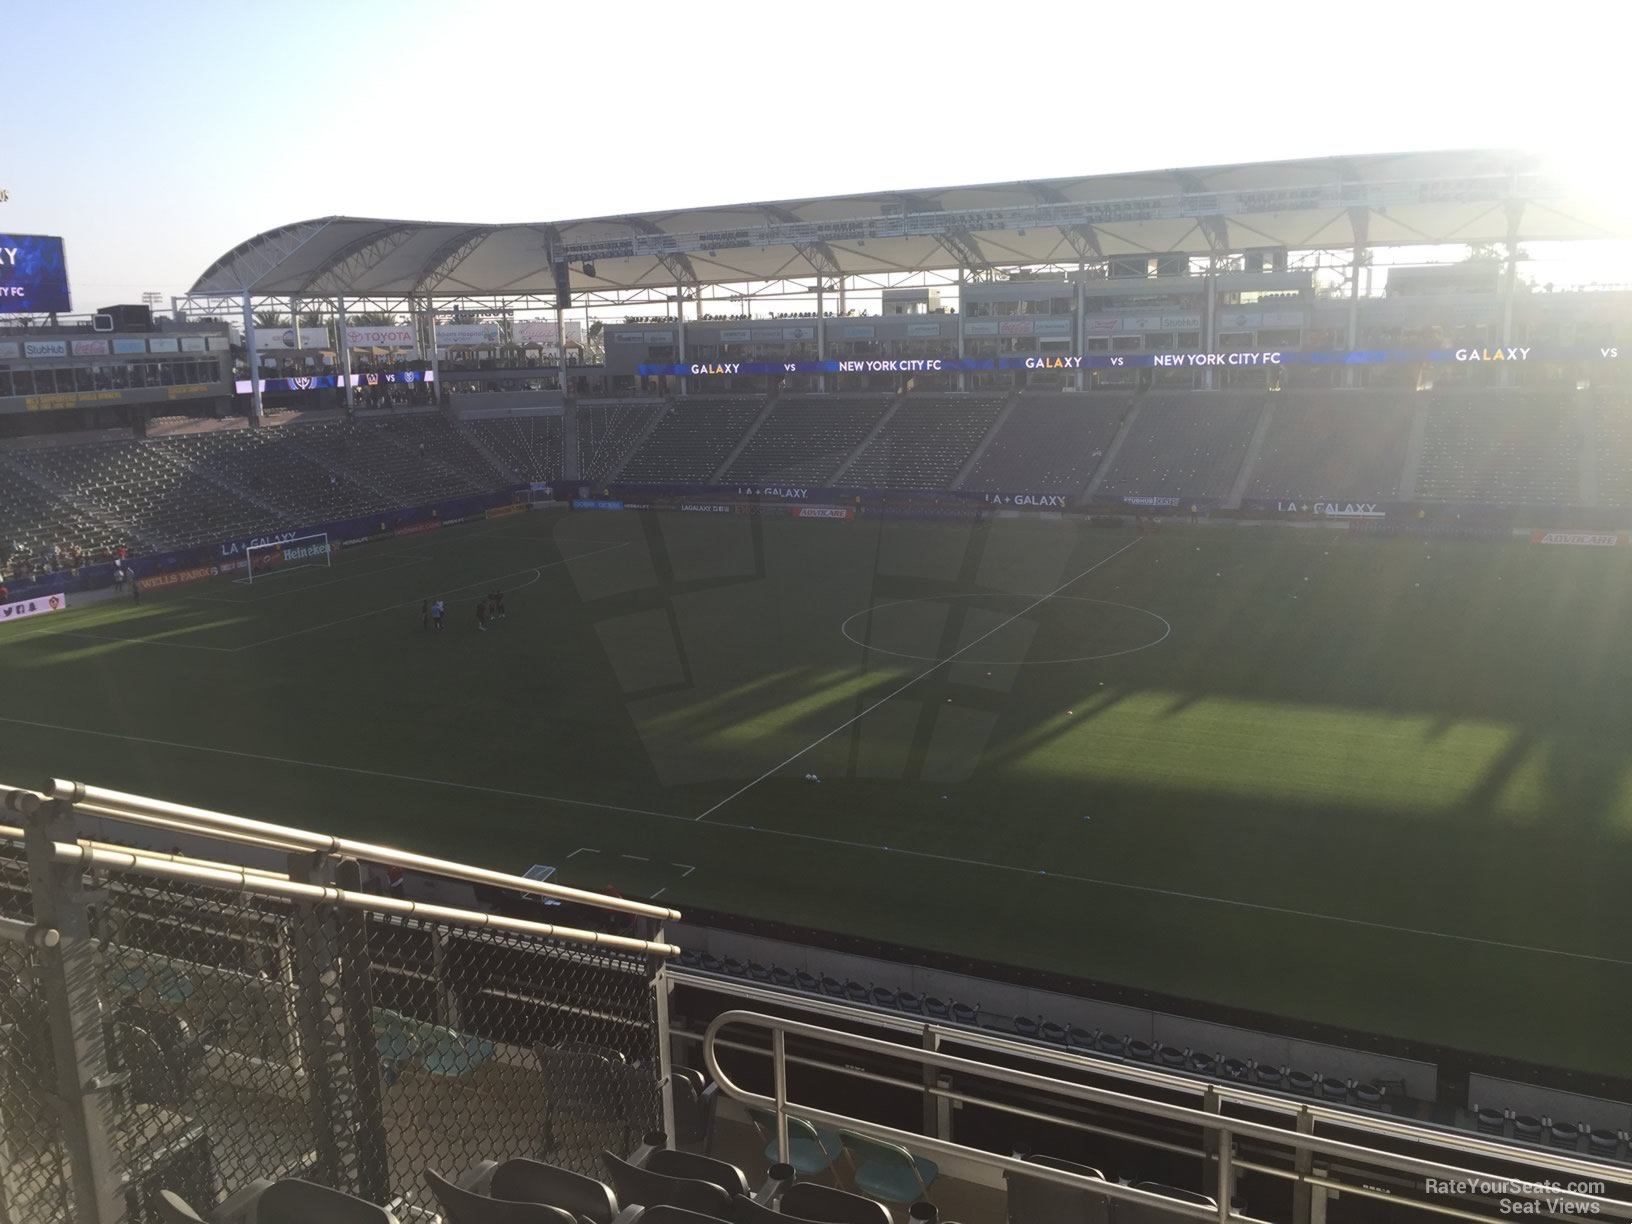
[1,508,1628,1075]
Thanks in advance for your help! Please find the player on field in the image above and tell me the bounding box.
[476,600,488,631]
[431,598,444,630]
[421,599,429,630]
[490,589,506,619]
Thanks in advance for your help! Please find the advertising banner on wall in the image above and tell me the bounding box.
[23,339,67,358]
[256,326,327,350]
[513,320,583,345]
[344,325,417,348]
[436,322,501,347]
[0,591,67,623]
[0,234,72,314]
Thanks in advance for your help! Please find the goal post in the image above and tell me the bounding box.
[243,532,332,584]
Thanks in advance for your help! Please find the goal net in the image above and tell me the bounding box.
[242,532,332,584]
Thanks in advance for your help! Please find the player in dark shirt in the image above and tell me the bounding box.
[491,589,506,619]
[421,600,429,630]
[476,601,488,631]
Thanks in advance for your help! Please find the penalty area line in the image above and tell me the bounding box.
[237,540,627,650]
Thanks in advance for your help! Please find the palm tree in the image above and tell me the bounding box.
[253,310,291,329]
[347,311,403,327]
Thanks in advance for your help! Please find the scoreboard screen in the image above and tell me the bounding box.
[0,234,71,314]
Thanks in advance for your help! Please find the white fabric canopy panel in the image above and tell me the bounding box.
[190,149,1631,297]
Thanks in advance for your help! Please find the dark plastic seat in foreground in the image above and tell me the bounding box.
[777,1181,893,1224]
[489,1158,620,1224]
[425,1170,576,1224]
[600,1151,733,1217]
[747,1106,843,1176]
[1003,1154,1112,1224]
[839,1131,938,1206]
[670,1067,720,1150]
[156,1192,206,1224]
[1119,1181,1219,1223]
[632,1208,734,1224]
[645,1148,750,1198]
[256,1179,398,1224]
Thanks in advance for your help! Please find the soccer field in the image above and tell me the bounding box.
[2,508,1629,1075]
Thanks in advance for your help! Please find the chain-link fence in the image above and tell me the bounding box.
[0,821,665,1224]
[0,850,76,1224]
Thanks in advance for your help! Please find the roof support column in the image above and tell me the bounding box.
[1074,263,1085,392]
[426,298,442,404]
[554,298,567,397]
[1346,242,1364,389]
[816,281,826,393]
[337,297,354,411]
[676,291,687,398]
[1204,264,1218,391]
[1501,240,1520,390]
[956,267,967,393]
[242,293,262,424]
[291,296,301,351]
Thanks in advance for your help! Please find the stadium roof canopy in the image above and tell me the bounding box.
[191,149,1629,299]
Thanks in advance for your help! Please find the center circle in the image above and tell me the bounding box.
[839,593,1171,666]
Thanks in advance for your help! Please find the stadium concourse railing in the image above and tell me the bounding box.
[686,977,1632,1223]
[0,779,678,1224]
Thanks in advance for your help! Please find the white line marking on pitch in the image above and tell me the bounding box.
[691,536,1145,822]
[239,540,627,650]
[50,629,236,653]
[651,888,667,899]
[224,552,436,594]
[0,706,1623,966]
[0,713,674,823]
[567,847,600,858]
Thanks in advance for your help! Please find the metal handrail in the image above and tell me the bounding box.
[43,778,680,921]
[48,834,680,958]
[0,820,291,880]
[0,913,59,947]
[674,968,1628,1184]
[702,1010,1632,1221]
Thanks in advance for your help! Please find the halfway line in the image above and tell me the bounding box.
[691,536,1145,821]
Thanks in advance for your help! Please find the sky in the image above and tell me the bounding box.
[4,0,1628,310]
